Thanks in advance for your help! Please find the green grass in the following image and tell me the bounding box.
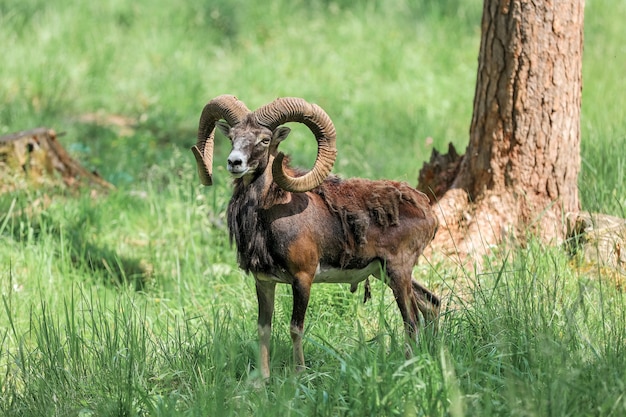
[1,0,625,415]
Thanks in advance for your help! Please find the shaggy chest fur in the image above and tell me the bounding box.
[227,178,275,274]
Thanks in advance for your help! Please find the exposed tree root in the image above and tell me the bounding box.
[419,146,625,284]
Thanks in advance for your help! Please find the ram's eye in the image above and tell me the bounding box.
[259,136,271,146]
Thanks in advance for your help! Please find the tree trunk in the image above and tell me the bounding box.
[422,0,585,261]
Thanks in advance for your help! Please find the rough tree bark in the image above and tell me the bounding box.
[420,0,586,263]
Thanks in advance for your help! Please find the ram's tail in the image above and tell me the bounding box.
[412,279,440,331]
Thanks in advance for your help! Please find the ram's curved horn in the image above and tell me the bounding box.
[253,97,336,192]
[191,95,250,185]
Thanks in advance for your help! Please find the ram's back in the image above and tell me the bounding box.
[313,177,438,268]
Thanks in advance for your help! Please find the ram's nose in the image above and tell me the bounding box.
[227,150,248,176]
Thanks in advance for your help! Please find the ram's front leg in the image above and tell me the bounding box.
[255,278,276,379]
[290,274,312,372]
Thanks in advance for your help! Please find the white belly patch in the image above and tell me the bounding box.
[314,260,383,285]
[254,260,384,286]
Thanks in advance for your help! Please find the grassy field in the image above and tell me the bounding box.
[1,0,625,415]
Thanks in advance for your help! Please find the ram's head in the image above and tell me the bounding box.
[191,95,337,192]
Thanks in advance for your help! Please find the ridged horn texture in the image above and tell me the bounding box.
[254,97,337,192]
[191,95,250,186]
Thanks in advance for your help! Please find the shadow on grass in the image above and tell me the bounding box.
[66,228,148,291]
[1,192,148,290]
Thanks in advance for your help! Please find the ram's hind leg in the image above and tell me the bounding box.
[386,265,420,356]
[411,279,440,333]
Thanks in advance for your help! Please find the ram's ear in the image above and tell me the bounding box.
[216,120,231,137]
[271,127,291,145]
[270,126,291,154]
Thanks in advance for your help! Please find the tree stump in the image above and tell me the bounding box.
[417,142,463,202]
[0,127,113,193]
